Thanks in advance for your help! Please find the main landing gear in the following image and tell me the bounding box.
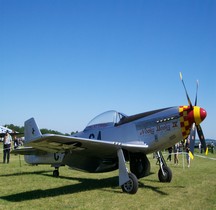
[117,149,138,194]
[117,150,172,194]
[156,151,172,182]
[121,172,138,194]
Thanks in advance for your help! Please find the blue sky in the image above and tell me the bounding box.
[1,0,216,139]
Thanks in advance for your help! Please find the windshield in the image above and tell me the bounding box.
[86,110,127,129]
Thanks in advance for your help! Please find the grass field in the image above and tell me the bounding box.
[0,147,215,210]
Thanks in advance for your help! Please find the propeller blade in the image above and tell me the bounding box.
[179,72,193,109]
[194,80,199,106]
[196,124,207,154]
[189,123,196,155]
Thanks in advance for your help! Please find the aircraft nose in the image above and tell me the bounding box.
[200,107,207,121]
[179,105,207,139]
[193,106,207,125]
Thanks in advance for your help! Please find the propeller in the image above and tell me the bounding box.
[180,72,208,157]
[194,80,199,106]
[196,124,208,155]
[180,72,193,109]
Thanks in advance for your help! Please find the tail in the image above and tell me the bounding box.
[24,118,42,142]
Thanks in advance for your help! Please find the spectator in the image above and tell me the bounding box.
[174,143,179,165]
[14,135,19,149]
[185,142,190,168]
[3,131,12,163]
[211,142,214,154]
[167,147,172,161]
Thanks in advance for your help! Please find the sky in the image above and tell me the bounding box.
[1,0,216,139]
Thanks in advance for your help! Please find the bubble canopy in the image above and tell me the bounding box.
[85,110,127,129]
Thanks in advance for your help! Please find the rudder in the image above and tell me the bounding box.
[24,118,42,142]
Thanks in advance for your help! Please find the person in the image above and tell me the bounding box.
[167,147,172,161]
[185,142,190,168]
[211,141,214,154]
[174,143,179,165]
[14,135,19,149]
[199,142,201,153]
[3,131,12,163]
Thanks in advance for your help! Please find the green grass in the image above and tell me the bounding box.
[0,147,215,210]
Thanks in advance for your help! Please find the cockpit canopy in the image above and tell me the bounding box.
[85,110,127,130]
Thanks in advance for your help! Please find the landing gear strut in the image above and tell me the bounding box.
[156,151,172,182]
[117,149,138,194]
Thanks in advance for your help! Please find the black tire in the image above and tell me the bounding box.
[53,170,59,177]
[121,173,138,194]
[158,166,172,182]
[130,153,150,179]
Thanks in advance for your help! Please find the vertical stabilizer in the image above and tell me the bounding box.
[25,118,42,142]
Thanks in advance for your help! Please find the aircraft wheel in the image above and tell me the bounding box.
[121,173,138,194]
[130,153,150,179]
[158,166,172,182]
[53,169,59,177]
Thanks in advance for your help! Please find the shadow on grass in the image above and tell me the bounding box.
[0,175,119,202]
[0,171,184,201]
[139,183,168,195]
[0,170,53,177]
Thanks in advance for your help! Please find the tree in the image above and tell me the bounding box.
[4,124,76,136]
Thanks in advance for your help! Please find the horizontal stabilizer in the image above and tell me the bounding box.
[11,147,46,155]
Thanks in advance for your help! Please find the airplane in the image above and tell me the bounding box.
[12,73,207,194]
[0,126,22,138]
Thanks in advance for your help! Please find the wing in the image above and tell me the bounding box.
[25,134,148,158]
[19,117,148,159]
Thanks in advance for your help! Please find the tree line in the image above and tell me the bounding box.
[3,124,77,136]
